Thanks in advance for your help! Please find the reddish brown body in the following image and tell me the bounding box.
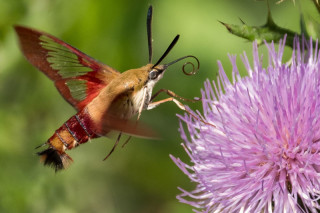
[14,25,155,171]
[38,110,99,170]
[49,111,97,151]
[15,23,161,171]
[15,6,200,172]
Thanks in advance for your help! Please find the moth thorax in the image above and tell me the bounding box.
[132,77,159,112]
[132,86,150,112]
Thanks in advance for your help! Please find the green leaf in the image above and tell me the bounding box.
[219,6,317,48]
[220,12,297,48]
[302,14,320,39]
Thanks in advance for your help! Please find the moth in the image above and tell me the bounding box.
[15,6,199,171]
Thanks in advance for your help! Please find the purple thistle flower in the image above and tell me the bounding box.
[171,36,320,212]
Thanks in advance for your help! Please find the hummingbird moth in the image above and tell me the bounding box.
[15,6,199,171]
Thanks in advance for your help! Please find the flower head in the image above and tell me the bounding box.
[171,36,320,212]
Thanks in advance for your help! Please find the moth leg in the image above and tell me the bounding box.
[148,89,215,127]
[121,136,132,148]
[103,133,122,161]
[138,87,147,120]
[35,142,48,149]
[150,88,200,102]
[148,88,198,110]
[147,97,185,110]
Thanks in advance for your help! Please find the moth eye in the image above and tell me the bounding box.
[148,70,158,80]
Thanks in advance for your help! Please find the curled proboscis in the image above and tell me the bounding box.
[165,55,200,76]
[181,55,199,76]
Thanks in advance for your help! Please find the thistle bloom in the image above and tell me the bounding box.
[171,37,320,212]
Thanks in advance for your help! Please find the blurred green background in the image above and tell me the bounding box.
[0,0,313,212]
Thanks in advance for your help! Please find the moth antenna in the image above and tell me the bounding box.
[153,34,180,68]
[147,5,153,63]
[152,34,200,76]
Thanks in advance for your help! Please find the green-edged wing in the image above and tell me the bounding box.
[15,25,120,111]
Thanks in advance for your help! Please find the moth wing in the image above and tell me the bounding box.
[102,115,157,139]
[87,80,157,139]
[15,25,120,111]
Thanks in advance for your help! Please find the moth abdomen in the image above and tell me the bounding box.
[37,110,98,171]
[37,147,72,172]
